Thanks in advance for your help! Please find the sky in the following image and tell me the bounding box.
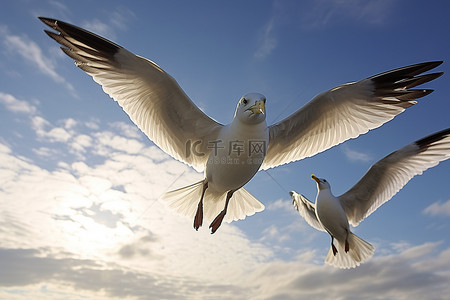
[1,0,450,299]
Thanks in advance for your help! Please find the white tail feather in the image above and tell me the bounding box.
[162,181,204,220]
[325,232,375,269]
[161,180,265,224]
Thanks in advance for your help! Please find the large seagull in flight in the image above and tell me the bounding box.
[39,17,443,233]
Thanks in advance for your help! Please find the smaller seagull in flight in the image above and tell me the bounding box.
[291,128,450,269]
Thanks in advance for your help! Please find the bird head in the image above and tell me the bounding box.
[311,174,331,191]
[234,93,266,125]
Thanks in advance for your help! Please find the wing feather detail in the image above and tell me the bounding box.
[40,17,222,172]
[262,62,443,170]
[339,128,450,226]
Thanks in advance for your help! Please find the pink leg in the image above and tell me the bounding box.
[193,181,208,231]
[209,190,234,234]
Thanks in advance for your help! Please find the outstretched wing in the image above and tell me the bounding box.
[339,128,450,227]
[290,191,325,232]
[39,17,222,172]
[261,62,443,170]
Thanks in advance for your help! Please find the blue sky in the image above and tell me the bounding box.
[1,0,450,299]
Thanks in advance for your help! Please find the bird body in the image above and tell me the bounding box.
[292,129,450,268]
[164,94,269,232]
[315,186,348,242]
[205,100,269,193]
[39,17,443,233]
[309,175,375,268]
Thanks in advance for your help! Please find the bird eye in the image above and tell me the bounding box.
[323,180,327,182]
[242,98,248,105]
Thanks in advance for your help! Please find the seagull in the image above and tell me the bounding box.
[39,17,443,234]
[291,128,450,269]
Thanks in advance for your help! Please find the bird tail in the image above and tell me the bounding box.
[325,232,375,269]
[161,180,265,224]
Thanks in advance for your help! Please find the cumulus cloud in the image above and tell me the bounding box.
[0,92,37,115]
[109,121,142,139]
[0,110,276,298]
[31,115,73,143]
[0,247,228,300]
[1,92,449,299]
[267,198,297,212]
[423,199,450,217]
[241,242,450,300]
[260,224,291,244]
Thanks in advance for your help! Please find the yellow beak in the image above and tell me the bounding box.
[247,100,266,114]
[311,174,320,183]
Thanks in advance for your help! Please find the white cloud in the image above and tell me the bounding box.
[31,115,74,143]
[85,120,100,130]
[0,114,274,287]
[81,9,135,43]
[32,146,59,158]
[62,118,77,130]
[82,19,117,41]
[31,115,50,132]
[423,199,450,217]
[252,0,395,47]
[0,92,37,115]
[70,134,93,154]
[109,9,136,31]
[255,19,277,59]
[253,0,394,59]
[29,117,90,158]
[1,125,450,299]
[0,27,74,91]
[92,131,145,155]
[241,241,450,300]
[47,0,71,18]
[46,127,72,142]
[267,198,296,212]
[341,144,372,162]
[260,224,291,244]
[1,96,449,299]
[109,121,142,139]
[298,0,394,29]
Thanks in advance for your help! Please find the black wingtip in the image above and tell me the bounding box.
[371,61,444,82]
[414,89,434,99]
[38,16,58,29]
[427,72,445,82]
[38,16,121,57]
[428,60,444,67]
[370,60,444,104]
[413,60,443,74]
[43,29,56,39]
[410,61,444,74]
[415,128,450,150]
